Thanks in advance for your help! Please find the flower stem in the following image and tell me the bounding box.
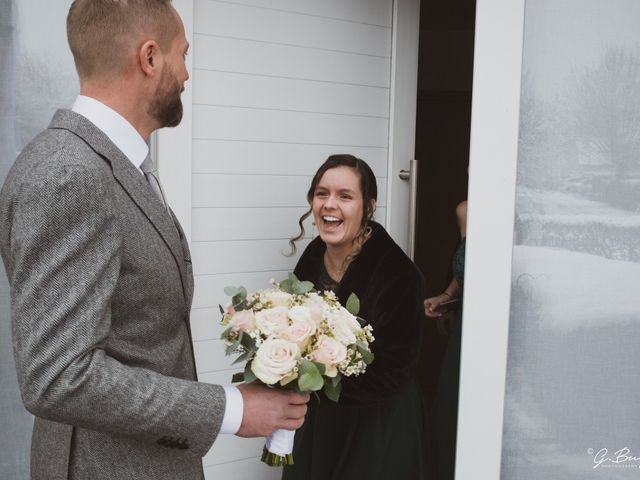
[261,446,294,466]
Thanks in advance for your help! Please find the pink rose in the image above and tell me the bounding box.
[228,309,255,332]
[283,306,316,348]
[310,335,347,377]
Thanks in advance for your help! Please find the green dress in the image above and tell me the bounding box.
[432,238,465,480]
[282,222,427,480]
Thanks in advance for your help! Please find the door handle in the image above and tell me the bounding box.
[398,159,418,260]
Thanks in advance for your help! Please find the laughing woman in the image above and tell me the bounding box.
[282,154,427,480]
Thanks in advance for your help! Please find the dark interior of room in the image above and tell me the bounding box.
[414,0,476,414]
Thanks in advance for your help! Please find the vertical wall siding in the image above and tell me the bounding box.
[190,0,393,475]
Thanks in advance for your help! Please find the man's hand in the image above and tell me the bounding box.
[235,383,310,438]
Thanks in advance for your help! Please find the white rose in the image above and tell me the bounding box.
[327,307,360,345]
[251,338,300,384]
[263,289,293,308]
[302,292,325,327]
[283,306,316,348]
[255,306,289,336]
[288,305,311,324]
[310,335,347,377]
[228,310,256,332]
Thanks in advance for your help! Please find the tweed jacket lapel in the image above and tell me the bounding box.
[48,109,191,303]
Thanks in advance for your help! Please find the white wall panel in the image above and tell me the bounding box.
[191,239,310,275]
[193,35,390,88]
[192,140,388,176]
[191,307,225,341]
[192,207,313,241]
[193,105,389,147]
[192,270,293,309]
[193,71,389,118]
[199,370,242,385]
[203,458,280,480]
[212,0,393,27]
[193,339,228,373]
[204,435,272,467]
[192,174,388,208]
[192,174,310,208]
[195,1,391,57]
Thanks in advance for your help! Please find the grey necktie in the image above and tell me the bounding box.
[140,154,170,212]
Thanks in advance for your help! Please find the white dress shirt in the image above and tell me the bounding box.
[71,95,243,435]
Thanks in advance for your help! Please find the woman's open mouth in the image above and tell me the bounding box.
[322,215,343,228]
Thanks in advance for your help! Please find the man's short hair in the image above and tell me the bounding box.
[67,0,179,80]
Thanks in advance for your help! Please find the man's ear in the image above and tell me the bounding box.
[139,40,160,76]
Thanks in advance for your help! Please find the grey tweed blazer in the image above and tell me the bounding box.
[0,110,225,479]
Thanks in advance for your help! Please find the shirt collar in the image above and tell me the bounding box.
[71,95,149,172]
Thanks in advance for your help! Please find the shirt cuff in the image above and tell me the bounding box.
[219,385,244,434]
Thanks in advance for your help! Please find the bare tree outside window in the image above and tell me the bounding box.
[502,1,640,479]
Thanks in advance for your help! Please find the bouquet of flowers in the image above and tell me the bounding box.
[220,273,374,466]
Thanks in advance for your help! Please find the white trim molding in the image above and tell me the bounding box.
[456,0,525,479]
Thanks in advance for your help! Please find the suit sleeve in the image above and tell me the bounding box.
[339,267,425,406]
[6,161,224,457]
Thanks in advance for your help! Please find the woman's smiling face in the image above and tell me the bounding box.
[312,166,365,252]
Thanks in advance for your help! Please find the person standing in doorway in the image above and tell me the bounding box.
[424,200,467,480]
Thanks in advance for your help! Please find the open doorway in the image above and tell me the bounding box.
[413,0,476,478]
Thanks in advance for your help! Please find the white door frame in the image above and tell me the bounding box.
[386,0,421,253]
[456,0,525,479]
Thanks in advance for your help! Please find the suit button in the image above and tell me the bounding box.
[176,439,189,450]
[156,437,169,447]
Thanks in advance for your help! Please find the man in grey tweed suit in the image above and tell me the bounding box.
[0,1,309,479]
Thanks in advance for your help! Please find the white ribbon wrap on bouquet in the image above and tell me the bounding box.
[265,428,295,456]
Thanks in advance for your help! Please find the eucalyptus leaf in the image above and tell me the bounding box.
[232,298,248,311]
[323,379,342,402]
[279,277,294,294]
[225,286,247,309]
[225,340,241,356]
[238,332,256,352]
[244,362,257,383]
[278,273,298,294]
[294,280,314,294]
[232,349,252,365]
[297,361,324,392]
[356,341,375,364]
[231,372,245,383]
[346,293,360,315]
[311,362,326,376]
[220,325,233,340]
[224,286,241,297]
